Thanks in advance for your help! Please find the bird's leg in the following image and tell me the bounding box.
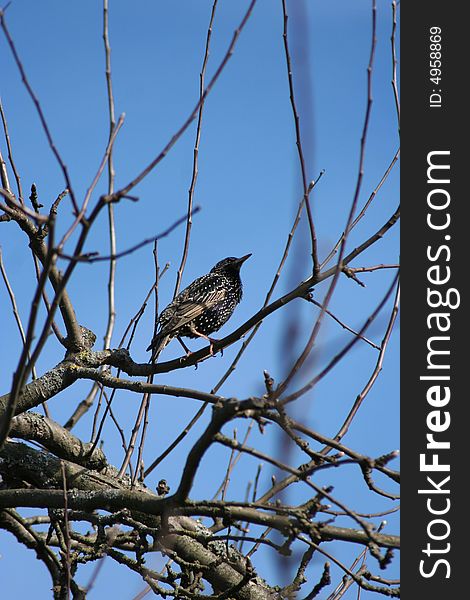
[177,337,198,369]
[188,325,220,356]
[177,337,192,356]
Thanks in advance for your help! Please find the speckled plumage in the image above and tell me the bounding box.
[147,255,251,359]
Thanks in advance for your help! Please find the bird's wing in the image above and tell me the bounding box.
[161,286,226,336]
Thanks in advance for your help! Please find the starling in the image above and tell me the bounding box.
[147,254,251,360]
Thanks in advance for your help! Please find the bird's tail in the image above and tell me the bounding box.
[146,334,170,362]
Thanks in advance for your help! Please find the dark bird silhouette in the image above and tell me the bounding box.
[147,254,251,360]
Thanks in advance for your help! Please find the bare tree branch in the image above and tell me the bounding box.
[0,9,79,215]
[110,0,258,201]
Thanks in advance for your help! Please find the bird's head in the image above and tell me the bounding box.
[211,254,252,273]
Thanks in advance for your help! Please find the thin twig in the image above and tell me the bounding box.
[299,535,399,597]
[306,297,380,350]
[173,0,219,298]
[239,462,263,553]
[321,281,400,452]
[59,113,125,249]
[281,0,319,273]
[58,206,200,263]
[391,1,400,127]
[320,148,400,270]
[119,392,150,479]
[83,261,169,445]
[0,11,79,215]
[93,386,132,480]
[348,264,399,274]
[215,453,379,547]
[143,401,209,478]
[0,248,39,380]
[0,96,23,201]
[102,0,118,354]
[245,526,273,559]
[0,147,11,192]
[327,523,388,600]
[130,244,163,485]
[220,429,238,501]
[273,0,378,400]
[110,0,258,200]
[212,422,254,501]
[60,461,72,599]
[281,273,398,405]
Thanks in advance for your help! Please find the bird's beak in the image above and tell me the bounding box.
[237,253,252,265]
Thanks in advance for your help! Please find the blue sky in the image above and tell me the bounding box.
[0,1,399,597]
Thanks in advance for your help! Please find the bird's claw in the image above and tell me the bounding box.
[208,337,223,357]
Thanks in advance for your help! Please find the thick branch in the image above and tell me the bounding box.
[0,359,75,417]
[0,442,399,551]
[10,412,107,470]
